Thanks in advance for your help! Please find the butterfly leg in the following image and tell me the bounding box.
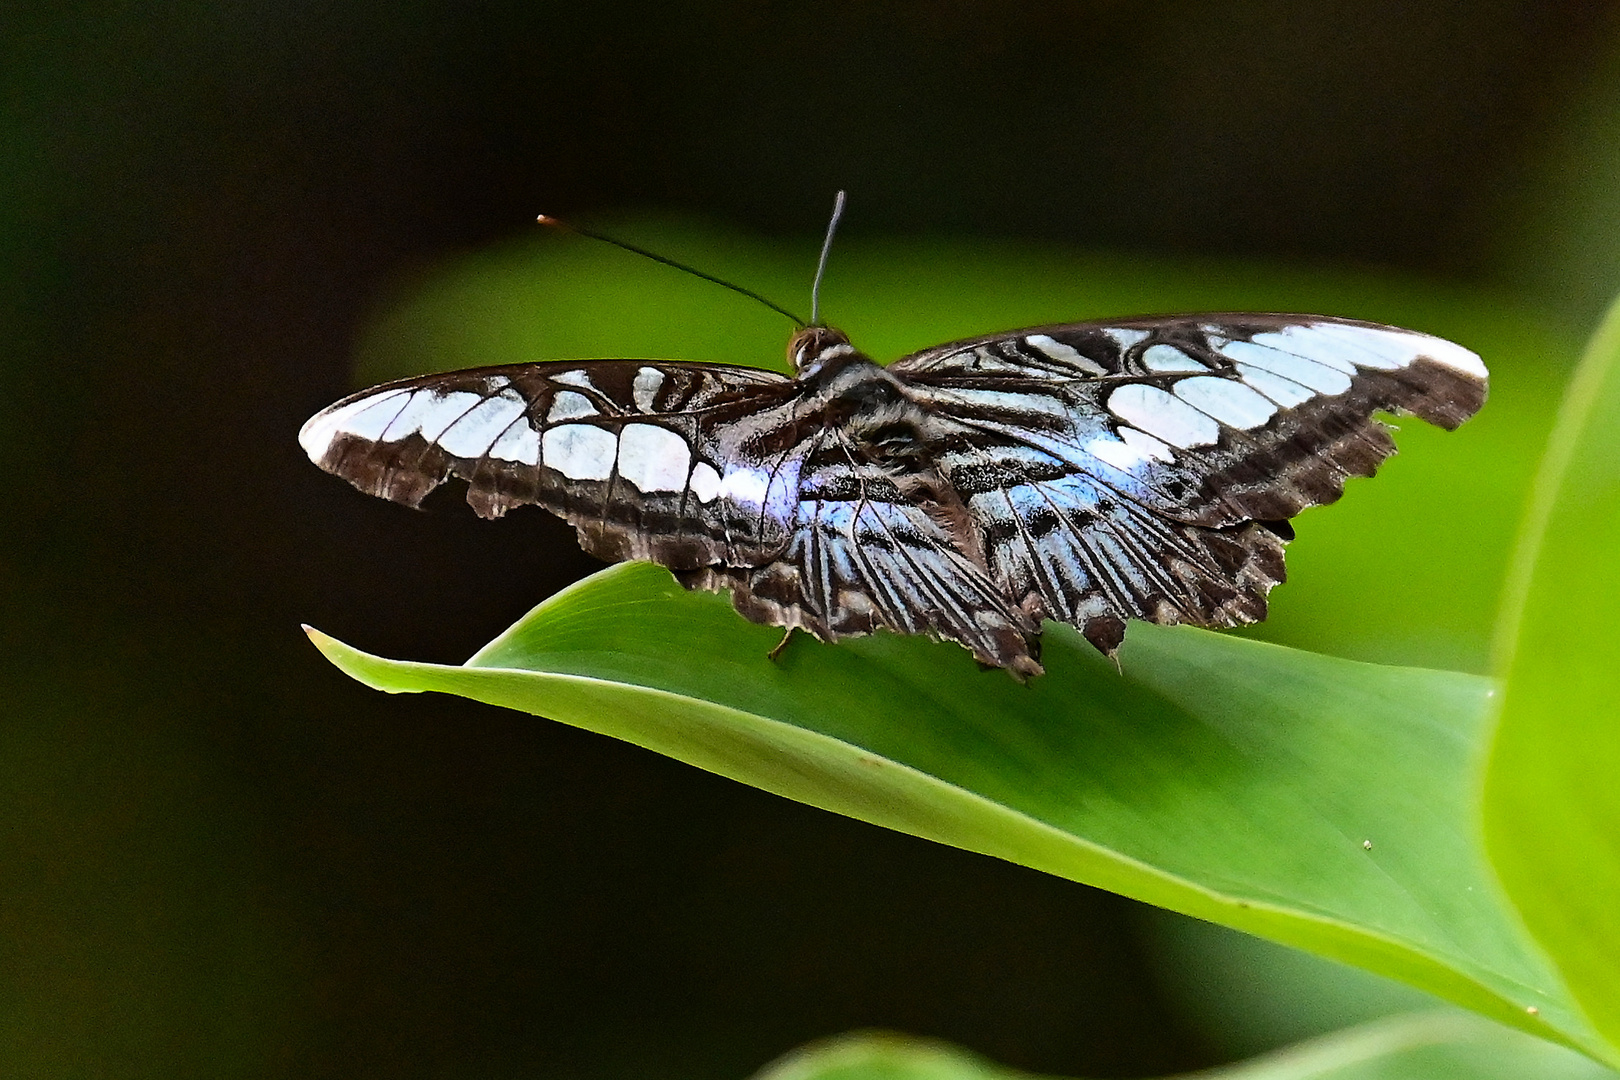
[767,627,798,664]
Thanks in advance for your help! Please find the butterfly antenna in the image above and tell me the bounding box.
[810,190,846,327]
[536,214,805,327]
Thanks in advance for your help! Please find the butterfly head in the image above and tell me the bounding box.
[788,326,859,377]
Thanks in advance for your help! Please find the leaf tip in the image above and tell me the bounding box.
[301,623,368,675]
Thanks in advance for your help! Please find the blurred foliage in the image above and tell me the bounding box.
[1140,912,1438,1060]
[746,1014,1616,1080]
[1485,294,1620,1050]
[1499,37,1620,328]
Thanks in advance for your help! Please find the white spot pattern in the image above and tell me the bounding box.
[1025,334,1106,374]
[542,424,616,480]
[937,386,1071,420]
[1316,324,1486,378]
[417,391,484,441]
[379,391,443,442]
[333,393,412,442]
[718,466,770,507]
[436,391,529,457]
[1088,437,1151,471]
[489,423,541,465]
[1407,334,1487,378]
[1105,328,1150,350]
[689,461,722,503]
[1235,363,1314,407]
[547,390,599,422]
[617,424,691,493]
[1118,426,1176,462]
[632,367,665,412]
[551,370,597,390]
[1220,341,1352,396]
[1106,383,1220,449]
[1250,328,1359,374]
[1173,376,1278,429]
[1141,344,1206,373]
[298,389,406,456]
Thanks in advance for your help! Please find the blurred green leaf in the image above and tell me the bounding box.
[747,1012,1613,1080]
[1485,294,1620,1050]
[1140,908,1440,1059]
[306,562,1609,1064]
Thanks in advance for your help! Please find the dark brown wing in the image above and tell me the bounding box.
[890,314,1487,651]
[676,422,1043,677]
[300,360,803,568]
[301,356,1042,673]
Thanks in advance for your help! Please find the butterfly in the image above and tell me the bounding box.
[300,310,1487,679]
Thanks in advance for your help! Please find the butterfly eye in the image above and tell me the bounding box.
[787,326,856,374]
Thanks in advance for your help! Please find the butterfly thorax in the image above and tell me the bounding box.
[781,327,938,466]
[777,327,985,566]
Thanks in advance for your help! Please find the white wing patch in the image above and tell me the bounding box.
[1250,328,1359,374]
[551,370,597,390]
[436,391,529,457]
[1105,328,1150,350]
[935,386,1072,421]
[1173,376,1277,429]
[718,466,770,507]
[1025,334,1106,374]
[379,391,445,442]
[1106,384,1220,449]
[689,461,722,503]
[1235,363,1314,407]
[1119,425,1176,462]
[489,422,541,465]
[1089,433,1160,471]
[632,367,666,412]
[417,391,484,441]
[547,390,599,422]
[617,423,691,493]
[1220,340,1353,396]
[298,389,407,457]
[1141,344,1206,373]
[1311,323,1488,378]
[542,424,616,480]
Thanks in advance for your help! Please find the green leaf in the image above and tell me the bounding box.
[1485,294,1620,1049]
[746,1013,1614,1080]
[305,563,1611,1065]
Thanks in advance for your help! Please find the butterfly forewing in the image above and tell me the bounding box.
[891,314,1487,526]
[301,311,1487,678]
[883,314,1486,658]
[299,360,807,568]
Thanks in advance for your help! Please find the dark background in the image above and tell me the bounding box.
[6,2,1620,1077]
